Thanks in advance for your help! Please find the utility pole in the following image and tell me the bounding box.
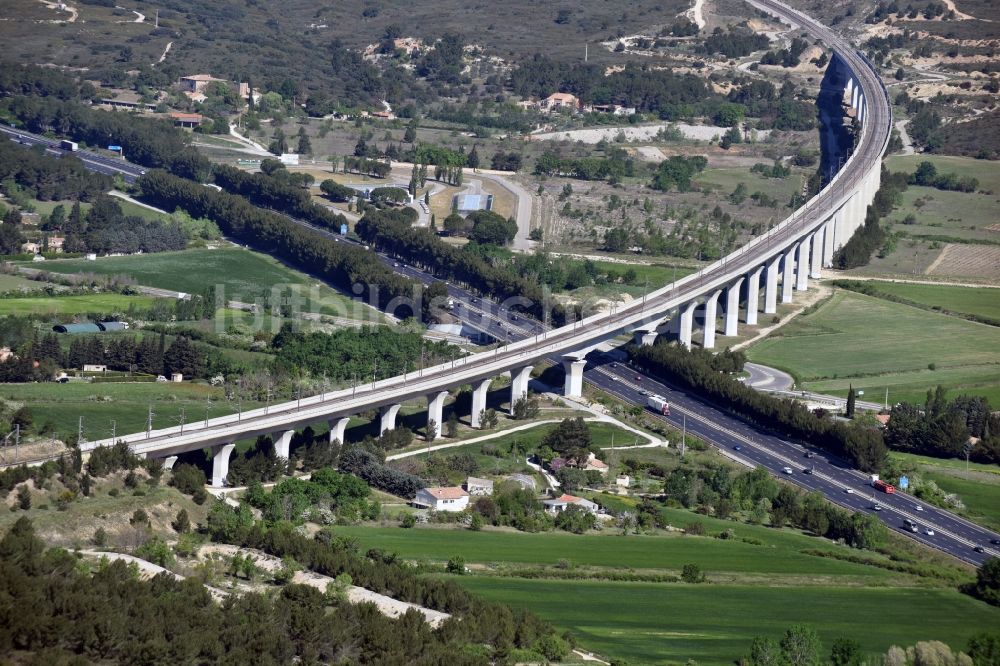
[681,415,686,457]
[77,416,84,447]
[109,420,116,442]
[146,404,154,439]
[176,407,186,434]
[205,396,213,425]
[14,424,19,463]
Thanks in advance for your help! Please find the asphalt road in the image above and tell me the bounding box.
[6,121,997,567]
[744,362,795,391]
[0,124,146,183]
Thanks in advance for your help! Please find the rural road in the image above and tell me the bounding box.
[744,362,795,391]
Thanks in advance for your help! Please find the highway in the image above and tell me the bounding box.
[0,124,147,183]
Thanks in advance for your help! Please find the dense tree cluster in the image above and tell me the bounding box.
[886,387,1000,463]
[699,28,771,58]
[909,160,979,193]
[136,170,416,312]
[319,179,356,203]
[244,468,378,524]
[651,155,708,192]
[0,63,209,181]
[533,149,636,184]
[1,517,562,664]
[628,343,888,472]
[59,196,187,255]
[0,141,110,202]
[338,445,425,499]
[354,208,567,324]
[509,59,713,118]
[760,37,810,67]
[659,463,889,548]
[272,322,454,382]
[212,164,346,231]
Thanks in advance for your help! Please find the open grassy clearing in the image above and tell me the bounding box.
[0,293,154,316]
[0,382,258,437]
[747,290,1000,402]
[858,281,1000,321]
[25,247,381,321]
[920,472,1000,532]
[889,187,1000,243]
[695,167,804,206]
[0,273,57,292]
[457,577,1000,666]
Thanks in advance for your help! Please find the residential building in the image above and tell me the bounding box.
[542,493,599,514]
[168,112,205,128]
[178,74,227,94]
[465,477,494,496]
[413,486,470,512]
[83,364,108,373]
[21,242,39,254]
[0,347,14,363]
[615,474,631,488]
[584,452,609,476]
[541,92,580,112]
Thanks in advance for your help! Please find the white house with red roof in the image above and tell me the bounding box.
[542,493,599,515]
[413,486,469,512]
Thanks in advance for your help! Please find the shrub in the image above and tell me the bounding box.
[681,563,706,583]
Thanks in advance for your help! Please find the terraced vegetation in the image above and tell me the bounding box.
[748,290,1000,403]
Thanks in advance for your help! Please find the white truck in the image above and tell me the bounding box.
[59,139,78,151]
[646,394,670,415]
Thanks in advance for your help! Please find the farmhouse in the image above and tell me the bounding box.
[168,112,205,128]
[413,486,469,512]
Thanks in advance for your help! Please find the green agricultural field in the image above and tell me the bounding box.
[458,577,1000,665]
[0,273,57,292]
[880,156,1000,244]
[0,382,257,437]
[885,155,1000,192]
[857,282,1000,321]
[748,290,1000,403]
[0,293,154,316]
[27,247,382,321]
[334,525,893,578]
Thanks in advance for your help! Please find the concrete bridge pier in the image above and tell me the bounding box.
[764,256,780,314]
[678,301,697,349]
[725,278,744,337]
[781,245,797,304]
[796,239,810,291]
[427,391,448,439]
[379,403,401,435]
[810,228,824,278]
[746,267,762,325]
[328,417,349,445]
[823,216,836,267]
[562,358,586,399]
[211,443,236,488]
[162,455,178,470]
[702,289,722,349]
[510,365,533,413]
[470,377,492,428]
[274,429,294,459]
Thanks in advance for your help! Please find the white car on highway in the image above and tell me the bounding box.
[782,466,793,474]
[924,528,935,536]
[844,488,855,494]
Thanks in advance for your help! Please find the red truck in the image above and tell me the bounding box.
[873,479,895,494]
